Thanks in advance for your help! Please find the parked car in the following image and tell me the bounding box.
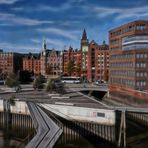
[94,80,104,85]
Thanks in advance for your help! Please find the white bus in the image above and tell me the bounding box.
[61,77,80,84]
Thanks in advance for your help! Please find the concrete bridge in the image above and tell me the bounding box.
[64,83,108,92]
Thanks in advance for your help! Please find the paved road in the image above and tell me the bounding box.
[0,84,148,110]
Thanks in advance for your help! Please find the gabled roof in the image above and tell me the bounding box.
[90,40,98,46]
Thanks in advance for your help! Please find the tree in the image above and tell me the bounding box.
[46,78,55,92]
[66,60,75,76]
[5,73,20,91]
[46,78,65,94]
[75,63,81,77]
[33,75,44,90]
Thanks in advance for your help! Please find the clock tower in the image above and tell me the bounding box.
[81,29,89,52]
[81,29,89,80]
[41,39,47,75]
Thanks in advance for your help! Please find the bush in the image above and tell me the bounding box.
[5,73,20,88]
[33,75,44,90]
[46,78,55,92]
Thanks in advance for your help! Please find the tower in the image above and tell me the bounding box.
[81,29,89,80]
[43,39,47,55]
[41,39,47,75]
[81,29,89,51]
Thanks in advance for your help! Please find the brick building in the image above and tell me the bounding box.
[109,20,148,102]
[81,29,109,82]
[40,40,63,77]
[0,50,23,78]
[23,53,40,75]
[63,46,81,77]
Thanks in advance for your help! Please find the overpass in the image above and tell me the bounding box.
[64,83,108,92]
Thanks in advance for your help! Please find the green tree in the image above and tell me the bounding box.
[46,78,55,92]
[75,63,81,77]
[5,73,20,91]
[66,60,75,76]
[33,75,44,90]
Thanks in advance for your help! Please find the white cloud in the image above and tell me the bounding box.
[36,28,78,40]
[31,38,66,50]
[0,42,40,53]
[92,6,148,20]
[0,12,54,26]
[0,0,19,4]
[11,0,80,13]
[11,7,24,11]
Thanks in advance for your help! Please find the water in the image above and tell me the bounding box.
[55,133,115,148]
[0,111,148,148]
[0,112,35,148]
[0,127,34,148]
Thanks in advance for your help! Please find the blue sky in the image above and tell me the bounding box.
[0,0,148,53]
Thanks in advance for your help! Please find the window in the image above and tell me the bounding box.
[97,112,105,117]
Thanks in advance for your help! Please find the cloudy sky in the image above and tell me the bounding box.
[0,0,148,52]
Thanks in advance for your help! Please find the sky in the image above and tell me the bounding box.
[0,0,148,53]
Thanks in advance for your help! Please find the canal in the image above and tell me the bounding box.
[0,98,148,148]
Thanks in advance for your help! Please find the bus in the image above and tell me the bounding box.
[61,77,81,84]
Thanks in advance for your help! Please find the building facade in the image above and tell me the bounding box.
[23,53,40,75]
[81,29,109,82]
[87,41,109,82]
[63,47,81,77]
[109,20,148,102]
[40,40,63,77]
[0,50,23,78]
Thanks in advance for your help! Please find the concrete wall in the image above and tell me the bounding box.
[0,100,30,115]
[41,104,115,125]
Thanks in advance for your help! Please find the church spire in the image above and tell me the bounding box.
[43,39,46,50]
[82,28,87,40]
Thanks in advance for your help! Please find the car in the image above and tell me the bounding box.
[94,80,104,85]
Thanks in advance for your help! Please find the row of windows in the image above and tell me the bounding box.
[110,47,119,50]
[111,62,147,68]
[136,24,147,31]
[0,53,13,56]
[110,54,134,60]
[110,39,119,45]
[136,72,147,77]
[110,25,135,37]
[111,71,135,77]
[136,63,147,68]
[136,81,147,87]
[111,78,135,87]
[111,70,148,77]
[136,53,148,59]
[110,62,133,68]
[122,43,148,51]
[122,35,148,43]
[111,24,148,37]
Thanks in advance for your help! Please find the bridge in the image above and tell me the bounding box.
[26,102,62,148]
[64,83,108,92]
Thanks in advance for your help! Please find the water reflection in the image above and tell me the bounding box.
[0,112,35,148]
